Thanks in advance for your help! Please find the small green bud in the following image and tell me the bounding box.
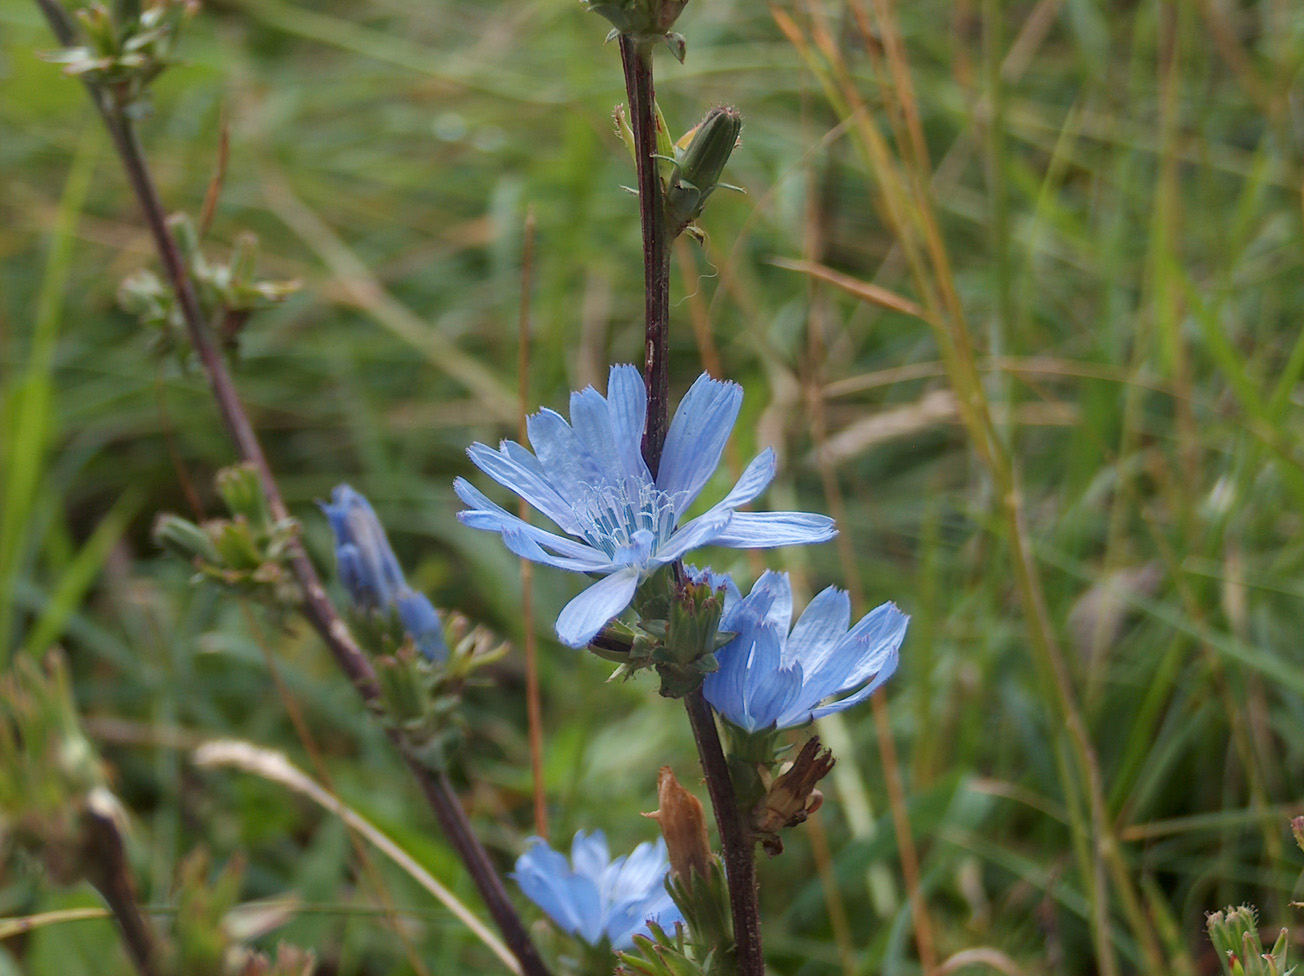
[664,577,723,668]
[153,513,221,565]
[665,106,743,235]
[584,0,688,37]
[116,0,142,28]
[77,6,118,54]
[215,463,271,531]
[117,269,168,319]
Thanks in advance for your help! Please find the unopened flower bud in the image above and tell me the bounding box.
[396,587,448,662]
[319,485,406,612]
[216,463,271,531]
[645,766,711,884]
[665,106,742,234]
[584,0,688,39]
[753,736,835,855]
[665,575,725,667]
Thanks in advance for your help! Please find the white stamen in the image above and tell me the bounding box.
[571,480,680,560]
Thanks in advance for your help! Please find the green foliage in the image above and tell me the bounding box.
[0,652,115,885]
[4,0,1304,972]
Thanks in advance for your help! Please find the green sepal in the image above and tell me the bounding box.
[665,107,742,237]
[1207,906,1294,976]
[153,465,302,607]
[616,922,705,976]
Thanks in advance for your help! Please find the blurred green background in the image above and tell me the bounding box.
[2,0,1304,973]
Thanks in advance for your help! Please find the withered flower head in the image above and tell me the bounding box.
[752,736,836,855]
[645,766,711,884]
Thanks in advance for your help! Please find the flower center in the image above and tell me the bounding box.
[572,480,679,561]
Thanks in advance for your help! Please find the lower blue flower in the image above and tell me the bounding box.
[702,570,907,732]
[320,485,448,661]
[512,830,683,950]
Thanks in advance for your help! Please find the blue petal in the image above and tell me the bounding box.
[737,624,790,730]
[712,448,776,511]
[783,586,851,670]
[454,478,609,565]
[749,661,811,731]
[606,891,682,950]
[499,526,617,573]
[656,373,742,515]
[709,511,837,549]
[321,485,406,609]
[602,838,665,903]
[655,509,734,562]
[514,840,602,942]
[569,380,654,507]
[806,647,900,723]
[334,543,372,609]
[555,568,641,647]
[724,570,793,635]
[395,588,448,662]
[527,407,608,500]
[571,829,611,884]
[605,365,653,487]
[466,441,581,534]
[803,602,907,699]
[702,630,752,725]
[569,387,628,490]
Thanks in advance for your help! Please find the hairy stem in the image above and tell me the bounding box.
[34,4,548,973]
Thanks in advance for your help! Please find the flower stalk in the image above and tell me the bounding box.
[33,4,549,972]
[615,23,766,976]
[619,34,672,473]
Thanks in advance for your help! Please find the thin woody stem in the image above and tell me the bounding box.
[620,35,673,470]
[34,4,548,973]
[684,692,765,976]
[617,31,766,976]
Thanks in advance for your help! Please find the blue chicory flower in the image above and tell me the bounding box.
[454,364,836,647]
[513,830,683,950]
[321,485,448,661]
[702,570,906,732]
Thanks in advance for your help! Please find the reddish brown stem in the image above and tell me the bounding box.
[35,3,549,973]
[620,36,673,472]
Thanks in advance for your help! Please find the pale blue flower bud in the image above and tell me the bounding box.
[321,485,446,661]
